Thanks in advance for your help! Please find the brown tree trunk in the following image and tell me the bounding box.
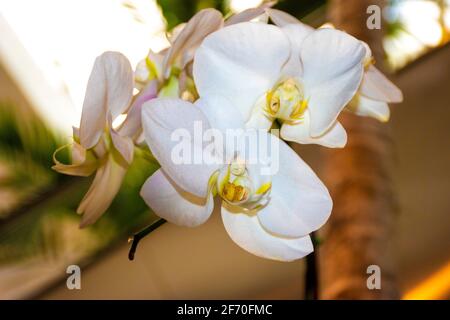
[318,0,400,299]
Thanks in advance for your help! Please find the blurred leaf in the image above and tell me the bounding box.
[157,0,223,30]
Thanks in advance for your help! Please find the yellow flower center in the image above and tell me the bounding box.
[265,79,308,124]
[217,159,271,209]
[222,182,249,203]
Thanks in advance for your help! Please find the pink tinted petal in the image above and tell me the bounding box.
[118,80,158,139]
[225,1,276,26]
[162,9,224,78]
[265,8,302,27]
[110,128,134,164]
[78,157,127,228]
[79,52,134,149]
[360,65,403,103]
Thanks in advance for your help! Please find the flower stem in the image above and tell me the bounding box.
[304,232,319,300]
[128,218,166,261]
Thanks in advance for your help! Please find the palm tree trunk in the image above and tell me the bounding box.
[318,0,400,299]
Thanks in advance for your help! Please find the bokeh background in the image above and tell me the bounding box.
[0,0,449,299]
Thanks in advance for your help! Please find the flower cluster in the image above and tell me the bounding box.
[53,5,402,261]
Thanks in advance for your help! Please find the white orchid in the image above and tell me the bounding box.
[52,5,274,228]
[134,8,226,106]
[135,4,275,100]
[347,43,403,122]
[135,49,165,90]
[50,4,405,264]
[53,52,158,227]
[267,8,403,122]
[139,97,332,261]
[193,20,368,148]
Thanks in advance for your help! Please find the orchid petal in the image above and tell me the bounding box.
[79,56,107,149]
[301,29,365,136]
[221,206,313,261]
[73,126,80,140]
[71,141,87,164]
[194,22,290,120]
[162,9,224,78]
[265,8,302,27]
[78,157,127,228]
[52,143,98,177]
[361,41,372,60]
[225,1,276,26]
[167,23,186,44]
[245,96,274,131]
[52,162,97,177]
[348,94,390,122]
[195,95,244,133]
[135,50,164,86]
[142,98,220,198]
[110,128,134,164]
[360,65,403,103]
[135,59,150,85]
[280,23,314,77]
[195,95,246,164]
[280,111,347,148]
[92,135,108,159]
[94,52,134,119]
[141,169,214,227]
[79,52,134,149]
[245,109,274,131]
[118,80,158,139]
[257,137,332,238]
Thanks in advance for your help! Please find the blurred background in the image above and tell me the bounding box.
[0,0,449,299]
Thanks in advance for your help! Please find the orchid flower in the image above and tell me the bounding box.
[51,5,273,227]
[53,52,158,227]
[267,8,403,122]
[139,97,332,261]
[193,20,368,148]
[347,43,403,122]
[135,4,275,101]
[135,9,224,101]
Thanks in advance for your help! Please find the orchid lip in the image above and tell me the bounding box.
[264,78,308,124]
[216,159,272,210]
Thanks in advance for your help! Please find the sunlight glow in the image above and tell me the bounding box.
[0,0,168,134]
[403,261,450,300]
[112,114,128,129]
[399,1,442,47]
[445,9,450,30]
[384,0,450,70]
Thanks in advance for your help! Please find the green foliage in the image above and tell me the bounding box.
[0,100,158,272]
[0,102,66,217]
[0,102,67,171]
[386,20,405,38]
[157,0,223,30]
[276,0,326,20]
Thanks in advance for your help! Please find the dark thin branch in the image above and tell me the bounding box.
[128,218,166,261]
[304,232,319,300]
